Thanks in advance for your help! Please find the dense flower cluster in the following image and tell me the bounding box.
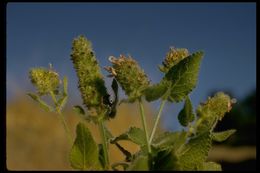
[70,35,109,110]
[29,67,60,95]
[105,55,150,101]
[159,47,189,73]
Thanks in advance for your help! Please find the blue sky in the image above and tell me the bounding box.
[7,3,256,130]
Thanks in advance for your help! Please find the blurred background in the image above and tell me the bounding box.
[6,3,256,170]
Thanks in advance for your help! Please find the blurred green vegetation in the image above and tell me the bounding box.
[6,96,158,170]
[6,89,256,170]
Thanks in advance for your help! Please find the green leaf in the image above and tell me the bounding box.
[127,154,149,171]
[111,127,146,146]
[69,122,102,170]
[144,82,168,102]
[178,96,195,126]
[152,148,180,170]
[164,51,204,102]
[178,131,212,170]
[151,131,187,170]
[63,76,68,95]
[73,105,85,116]
[212,129,236,142]
[198,162,222,171]
[152,131,187,151]
[27,92,53,112]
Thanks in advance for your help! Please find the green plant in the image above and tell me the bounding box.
[28,35,236,171]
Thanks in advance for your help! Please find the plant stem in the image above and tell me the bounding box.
[50,91,57,103]
[149,99,167,144]
[99,121,109,170]
[138,99,151,154]
[57,110,73,145]
[50,91,73,145]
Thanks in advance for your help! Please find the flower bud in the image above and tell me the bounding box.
[70,35,109,110]
[29,67,59,95]
[159,47,189,73]
[106,55,150,101]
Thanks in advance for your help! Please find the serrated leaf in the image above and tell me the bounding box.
[27,93,53,112]
[144,82,168,102]
[178,131,212,170]
[212,129,236,142]
[152,131,187,151]
[69,122,102,170]
[151,131,187,170]
[198,162,222,171]
[164,51,204,102]
[73,105,85,115]
[127,154,149,171]
[111,127,146,146]
[178,96,195,126]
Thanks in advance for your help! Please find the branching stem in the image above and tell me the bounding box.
[149,99,167,144]
[138,98,151,154]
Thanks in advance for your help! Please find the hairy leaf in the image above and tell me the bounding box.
[212,129,236,142]
[178,131,212,170]
[69,122,102,170]
[144,82,168,102]
[27,92,53,112]
[164,51,204,102]
[111,127,146,146]
[152,131,187,151]
[178,96,195,126]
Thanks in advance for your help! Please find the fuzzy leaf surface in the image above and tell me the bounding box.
[164,51,204,102]
[178,96,195,126]
[69,122,102,170]
[111,127,146,146]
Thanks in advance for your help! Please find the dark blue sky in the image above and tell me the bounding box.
[7,3,256,130]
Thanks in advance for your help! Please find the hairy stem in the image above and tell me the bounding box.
[138,98,151,154]
[99,121,110,169]
[149,99,167,144]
